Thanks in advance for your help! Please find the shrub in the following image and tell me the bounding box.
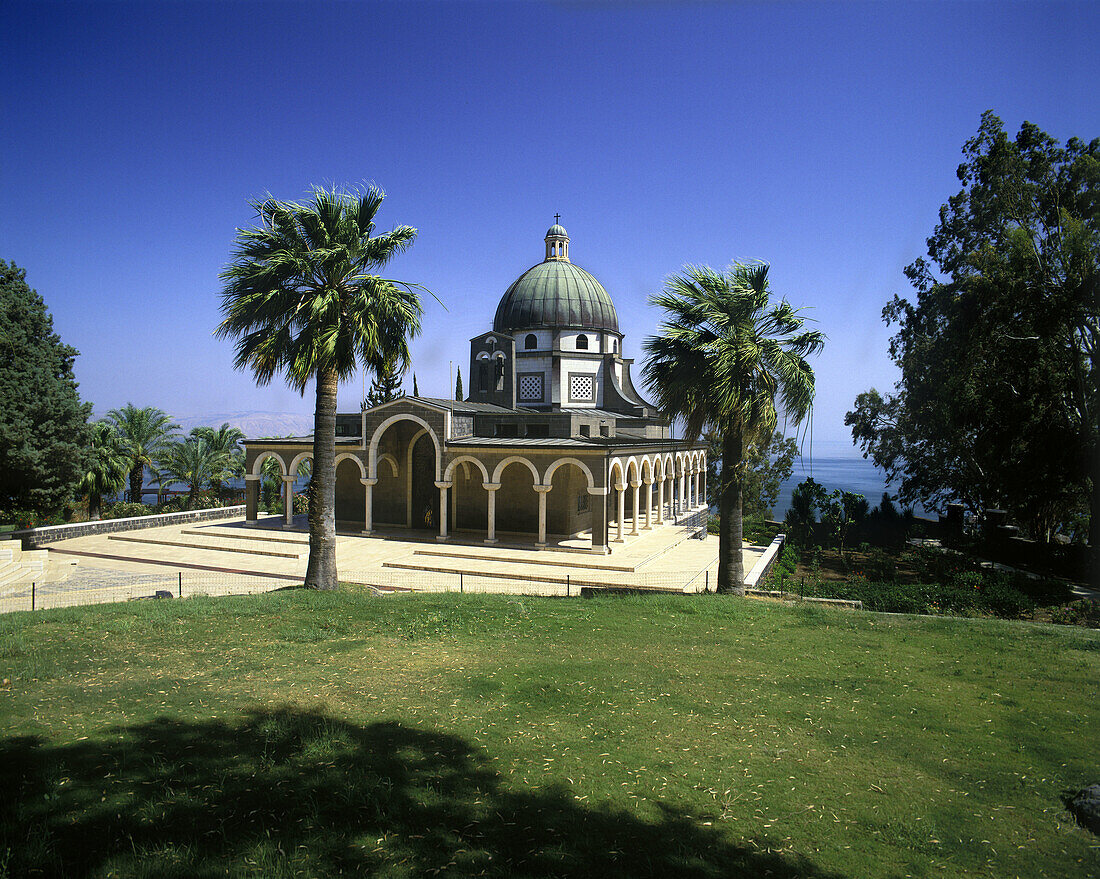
[0,508,66,529]
[1049,599,1100,629]
[102,501,153,519]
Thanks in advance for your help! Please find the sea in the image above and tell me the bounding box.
[769,441,929,519]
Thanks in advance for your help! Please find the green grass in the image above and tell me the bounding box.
[1,591,1097,878]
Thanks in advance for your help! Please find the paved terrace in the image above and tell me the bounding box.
[1,515,768,612]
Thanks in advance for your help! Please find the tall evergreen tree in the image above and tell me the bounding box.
[0,261,92,517]
[364,356,404,408]
[455,366,463,401]
[412,373,419,397]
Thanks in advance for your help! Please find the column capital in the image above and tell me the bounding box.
[483,482,502,491]
[533,484,553,494]
[434,481,453,490]
[244,474,260,482]
[360,477,378,486]
[642,477,654,485]
[587,487,609,496]
[613,483,626,492]
[630,480,642,489]
[281,475,296,483]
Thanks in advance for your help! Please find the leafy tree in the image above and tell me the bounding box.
[364,356,404,408]
[217,185,427,590]
[158,437,221,509]
[644,262,823,594]
[455,366,463,401]
[784,477,827,545]
[707,430,798,522]
[847,112,1098,544]
[106,404,180,503]
[0,261,92,517]
[190,422,246,499]
[78,421,129,520]
[820,489,868,562]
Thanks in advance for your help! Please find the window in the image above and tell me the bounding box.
[526,424,549,438]
[569,373,596,402]
[495,424,518,438]
[525,333,537,350]
[611,339,617,353]
[578,424,591,437]
[577,493,590,513]
[518,373,544,402]
[478,362,489,392]
[576,334,588,350]
[599,425,610,437]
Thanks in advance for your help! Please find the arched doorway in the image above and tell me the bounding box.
[409,432,438,530]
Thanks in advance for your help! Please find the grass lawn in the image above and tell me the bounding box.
[1,590,1098,878]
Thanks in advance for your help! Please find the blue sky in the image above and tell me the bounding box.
[4,0,1097,449]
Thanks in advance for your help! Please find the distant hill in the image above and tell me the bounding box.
[171,411,316,440]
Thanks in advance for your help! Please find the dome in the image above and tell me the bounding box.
[494,260,619,334]
[546,224,568,238]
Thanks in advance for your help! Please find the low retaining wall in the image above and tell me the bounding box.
[743,533,785,589]
[16,506,246,547]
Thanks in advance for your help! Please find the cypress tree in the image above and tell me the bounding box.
[0,261,92,518]
[412,373,419,397]
[455,367,463,401]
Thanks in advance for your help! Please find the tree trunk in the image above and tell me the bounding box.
[716,425,745,595]
[89,491,102,521]
[128,464,144,505]
[304,366,339,590]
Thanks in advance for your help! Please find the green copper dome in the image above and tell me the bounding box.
[494,260,619,334]
[546,224,568,238]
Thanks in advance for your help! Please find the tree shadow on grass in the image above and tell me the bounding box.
[1,709,845,878]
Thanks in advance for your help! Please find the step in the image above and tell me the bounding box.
[382,556,641,589]
[106,534,301,559]
[409,547,637,573]
[182,527,309,547]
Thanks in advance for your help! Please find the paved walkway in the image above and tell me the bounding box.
[3,514,767,611]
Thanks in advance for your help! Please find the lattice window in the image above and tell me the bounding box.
[518,373,544,401]
[569,373,595,402]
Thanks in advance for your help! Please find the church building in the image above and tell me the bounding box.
[242,222,708,553]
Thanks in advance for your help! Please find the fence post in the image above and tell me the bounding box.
[31,581,35,611]
[460,571,463,594]
[566,574,570,597]
[705,570,709,593]
[178,571,182,598]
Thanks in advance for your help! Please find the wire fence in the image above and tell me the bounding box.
[1,559,719,614]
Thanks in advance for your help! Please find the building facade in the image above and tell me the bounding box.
[242,223,707,553]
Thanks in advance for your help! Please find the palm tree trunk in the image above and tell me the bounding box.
[89,491,102,521]
[717,426,746,595]
[304,365,339,590]
[129,465,144,505]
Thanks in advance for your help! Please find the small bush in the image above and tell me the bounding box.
[0,509,66,529]
[102,502,153,520]
[1049,599,1100,629]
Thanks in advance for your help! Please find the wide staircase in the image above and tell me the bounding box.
[0,542,76,593]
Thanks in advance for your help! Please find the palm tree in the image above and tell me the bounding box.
[106,404,180,504]
[190,423,246,500]
[643,262,823,594]
[158,437,221,509]
[216,185,427,590]
[78,421,129,519]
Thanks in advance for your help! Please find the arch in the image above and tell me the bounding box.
[543,456,596,491]
[289,452,314,477]
[663,454,675,476]
[640,456,654,481]
[250,451,287,477]
[624,457,640,484]
[525,333,537,350]
[334,452,365,478]
[654,456,664,481]
[608,458,626,489]
[369,413,442,481]
[378,452,399,477]
[576,333,589,350]
[492,455,541,485]
[445,454,491,485]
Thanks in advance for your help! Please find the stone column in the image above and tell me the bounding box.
[534,484,552,547]
[435,481,452,540]
[643,477,653,529]
[244,475,260,523]
[614,483,626,542]
[589,487,609,553]
[282,476,295,528]
[484,482,501,544]
[630,481,641,536]
[656,477,665,524]
[701,462,707,509]
[360,477,377,535]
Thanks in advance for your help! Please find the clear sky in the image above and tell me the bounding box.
[4,0,1097,449]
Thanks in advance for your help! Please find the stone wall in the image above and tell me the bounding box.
[16,506,246,547]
